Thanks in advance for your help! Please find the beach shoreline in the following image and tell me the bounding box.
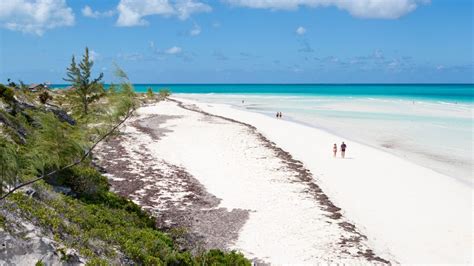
[252,107,472,187]
[173,97,473,264]
[95,99,391,264]
[95,97,472,264]
[174,93,473,186]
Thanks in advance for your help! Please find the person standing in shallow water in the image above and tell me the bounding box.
[341,142,347,158]
[333,144,337,157]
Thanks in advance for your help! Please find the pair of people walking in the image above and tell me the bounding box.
[333,142,347,158]
[276,112,282,118]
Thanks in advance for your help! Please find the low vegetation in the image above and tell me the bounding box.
[0,47,249,265]
[158,88,171,100]
[146,87,154,98]
[4,191,248,265]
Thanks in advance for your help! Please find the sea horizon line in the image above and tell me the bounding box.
[50,83,474,86]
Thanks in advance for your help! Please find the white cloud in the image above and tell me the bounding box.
[81,5,114,18]
[189,23,201,36]
[116,0,211,27]
[82,6,96,17]
[296,26,306,35]
[174,0,211,20]
[225,0,430,19]
[0,0,75,35]
[165,46,182,54]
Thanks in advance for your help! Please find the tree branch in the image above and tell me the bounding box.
[0,108,135,201]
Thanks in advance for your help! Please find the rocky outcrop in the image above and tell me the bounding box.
[0,195,84,266]
[9,99,76,126]
[0,96,76,144]
[45,104,76,126]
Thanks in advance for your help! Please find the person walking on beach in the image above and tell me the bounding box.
[333,144,337,157]
[340,142,347,158]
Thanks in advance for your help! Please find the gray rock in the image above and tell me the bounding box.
[52,186,76,197]
[0,214,84,266]
[45,104,76,126]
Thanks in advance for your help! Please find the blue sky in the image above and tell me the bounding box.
[0,0,472,83]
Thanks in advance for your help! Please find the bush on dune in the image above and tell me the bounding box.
[158,88,171,100]
[38,90,53,104]
[146,87,154,98]
[0,84,15,102]
[7,192,249,265]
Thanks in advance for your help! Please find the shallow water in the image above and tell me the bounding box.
[175,93,473,186]
[52,83,474,185]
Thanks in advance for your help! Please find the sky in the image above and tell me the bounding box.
[0,0,472,84]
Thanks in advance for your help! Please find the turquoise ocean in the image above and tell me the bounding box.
[53,84,474,185]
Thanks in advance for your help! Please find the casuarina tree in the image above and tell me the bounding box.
[64,47,104,116]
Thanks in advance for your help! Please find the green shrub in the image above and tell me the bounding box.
[47,166,109,199]
[38,90,53,104]
[81,191,156,229]
[85,257,108,266]
[0,214,6,228]
[0,136,19,196]
[158,88,171,100]
[35,260,45,266]
[146,87,154,98]
[197,250,251,266]
[164,251,194,265]
[69,166,109,198]
[10,192,171,263]
[9,192,251,265]
[26,111,85,171]
[0,84,15,102]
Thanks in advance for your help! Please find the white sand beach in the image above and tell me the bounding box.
[174,97,473,264]
[98,98,472,264]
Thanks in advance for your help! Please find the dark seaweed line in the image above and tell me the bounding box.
[168,98,391,264]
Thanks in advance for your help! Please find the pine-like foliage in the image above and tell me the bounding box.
[25,112,85,175]
[63,47,104,116]
[0,137,19,196]
[109,65,138,122]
